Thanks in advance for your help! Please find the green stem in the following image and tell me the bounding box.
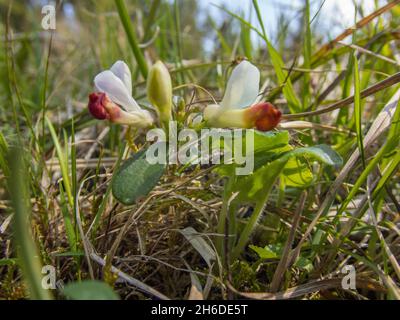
[115,0,149,79]
[216,176,235,258]
[231,198,266,261]
[143,0,161,41]
[231,159,287,260]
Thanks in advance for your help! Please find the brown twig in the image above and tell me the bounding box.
[282,72,400,119]
[312,0,400,59]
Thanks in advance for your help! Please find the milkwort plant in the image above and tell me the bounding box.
[1,0,400,300]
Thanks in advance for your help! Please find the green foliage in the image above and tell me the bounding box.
[112,148,166,205]
[63,280,119,300]
[281,157,313,187]
[114,0,149,79]
[249,244,280,259]
[353,53,366,168]
[2,0,400,300]
[7,146,52,300]
[233,156,288,203]
[229,144,342,203]
[250,244,313,272]
[226,142,342,259]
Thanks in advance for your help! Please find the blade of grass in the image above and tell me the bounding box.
[41,33,53,149]
[241,21,252,60]
[353,52,366,168]
[7,146,52,300]
[46,116,73,207]
[211,19,232,57]
[0,131,10,177]
[232,158,288,260]
[283,71,400,119]
[337,97,400,216]
[143,0,161,42]
[59,183,77,252]
[302,0,311,110]
[373,149,400,198]
[336,53,354,125]
[89,144,125,237]
[114,0,148,79]
[268,1,400,101]
[173,0,185,84]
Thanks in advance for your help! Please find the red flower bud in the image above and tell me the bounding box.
[88,92,109,120]
[244,102,282,131]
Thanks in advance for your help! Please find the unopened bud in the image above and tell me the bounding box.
[244,102,282,131]
[147,61,172,123]
[88,92,109,120]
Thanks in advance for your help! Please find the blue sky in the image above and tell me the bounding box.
[197,0,382,52]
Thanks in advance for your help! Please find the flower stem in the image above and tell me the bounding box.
[115,0,149,79]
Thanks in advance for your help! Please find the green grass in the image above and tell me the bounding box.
[0,0,400,300]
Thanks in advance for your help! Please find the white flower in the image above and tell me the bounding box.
[88,60,154,127]
[204,61,281,131]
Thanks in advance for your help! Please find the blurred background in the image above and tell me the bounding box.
[1,0,400,300]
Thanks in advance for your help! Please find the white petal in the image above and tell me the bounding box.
[94,70,140,112]
[110,60,132,96]
[203,104,221,121]
[114,109,154,127]
[220,61,260,110]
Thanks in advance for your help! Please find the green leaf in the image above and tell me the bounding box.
[231,143,341,259]
[250,244,312,272]
[233,145,342,201]
[290,144,343,167]
[281,157,314,187]
[215,130,290,177]
[112,148,166,205]
[249,245,279,259]
[231,157,287,259]
[63,280,119,300]
[0,258,17,266]
[294,256,313,272]
[227,143,341,202]
[53,251,85,257]
[179,227,216,268]
[233,156,289,202]
[252,130,290,153]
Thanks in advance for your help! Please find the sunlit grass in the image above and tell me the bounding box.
[0,0,400,300]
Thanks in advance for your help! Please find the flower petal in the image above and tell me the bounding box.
[94,70,140,112]
[109,109,154,127]
[110,60,132,96]
[220,61,260,110]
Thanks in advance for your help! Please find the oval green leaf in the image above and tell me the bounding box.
[63,280,119,300]
[112,148,166,205]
